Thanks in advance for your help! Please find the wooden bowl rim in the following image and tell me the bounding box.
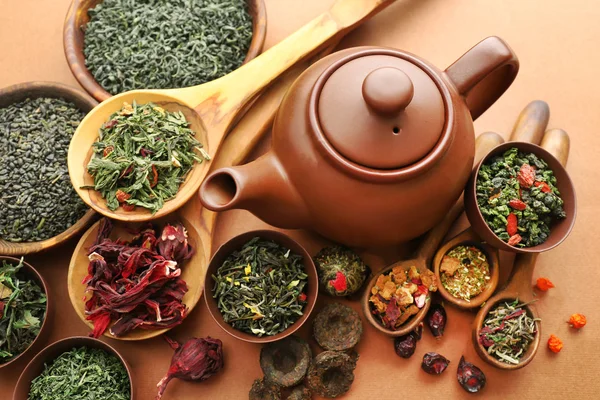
[472,294,541,370]
[361,260,431,337]
[432,231,500,309]
[204,229,319,344]
[0,81,97,256]
[67,216,205,341]
[0,257,50,369]
[13,336,134,400]
[465,141,577,254]
[63,0,267,102]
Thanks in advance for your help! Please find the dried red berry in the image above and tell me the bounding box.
[156,336,224,400]
[506,213,518,236]
[457,356,486,393]
[426,303,447,339]
[421,352,450,375]
[508,234,522,246]
[534,181,552,193]
[122,203,135,211]
[517,164,536,188]
[394,333,417,359]
[508,199,527,210]
[115,189,131,203]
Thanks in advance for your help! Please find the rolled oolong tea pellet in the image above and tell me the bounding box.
[0,97,88,242]
[83,0,253,94]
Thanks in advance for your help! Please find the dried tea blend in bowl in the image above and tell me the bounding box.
[475,147,566,247]
[0,97,88,242]
[440,245,491,301]
[83,0,253,95]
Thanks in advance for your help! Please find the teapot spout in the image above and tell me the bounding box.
[199,152,310,229]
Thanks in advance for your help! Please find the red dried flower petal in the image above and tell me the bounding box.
[329,271,348,292]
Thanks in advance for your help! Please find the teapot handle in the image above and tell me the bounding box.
[445,36,519,120]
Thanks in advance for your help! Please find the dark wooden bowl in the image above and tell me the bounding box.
[205,230,319,344]
[13,336,134,400]
[0,82,97,256]
[64,0,267,102]
[465,141,576,253]
[0,257,50,370]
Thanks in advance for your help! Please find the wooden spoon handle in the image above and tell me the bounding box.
[212,0,394,119]
[510,100,549,143]
[416,131,504,265]
[507,128,570,294]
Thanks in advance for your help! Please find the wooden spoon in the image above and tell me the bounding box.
[68,0,396,222]
[433,101,550,309]
[361,131,504,337]
[472,127,570,370]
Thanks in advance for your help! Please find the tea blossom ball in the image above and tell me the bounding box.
[313,246,368,296]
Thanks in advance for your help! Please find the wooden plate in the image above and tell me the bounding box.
[0,82,97,256]
[63,0,267,102]
[67,214,206,341]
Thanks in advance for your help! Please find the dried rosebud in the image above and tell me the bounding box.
[157,223,194,263]
[421,352,450,375]
[427,303,447,339]
[156,336,224,400]
[457,356,486,393]
[394,333,417,359]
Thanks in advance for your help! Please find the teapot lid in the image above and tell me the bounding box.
[315,52,445,169]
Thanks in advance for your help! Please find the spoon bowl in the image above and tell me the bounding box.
[67,0,398,222]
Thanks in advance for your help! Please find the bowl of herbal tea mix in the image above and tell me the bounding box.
[70,100,211,221]
[64,0,267,101]
[67,216,205,341]
[433,243,499,308]
[13,336,133,400]
[0,257,49,369]
[206,230,318,343]
[364,264,437,336]
[476,299,541,367]
[0,82,96,256]
[465,142,576,253]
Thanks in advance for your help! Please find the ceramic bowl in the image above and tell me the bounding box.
[13,336,134,400]
[0,82,97,256]
[67,214,206,340]
[0,257,50,370]
[205,230,319,343]
[465,142,576,253]
[63,0,267,102]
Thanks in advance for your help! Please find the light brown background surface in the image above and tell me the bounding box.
[1,0,599,399]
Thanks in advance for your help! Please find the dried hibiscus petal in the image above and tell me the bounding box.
[457,356,486,393]
[427,303,447,339]
[156,336,224,400]
[157,223,194,264]
[421,352,450,375]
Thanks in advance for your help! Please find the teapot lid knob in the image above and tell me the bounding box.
[362,67,414,115]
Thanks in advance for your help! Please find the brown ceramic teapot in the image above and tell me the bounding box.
[200,37,519,247]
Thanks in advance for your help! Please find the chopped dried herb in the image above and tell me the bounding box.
[313,245,368,296]
[440,245,490,301]
[0,258,46,363]
[212,237,308,337]
[83,102,209,214]
[313,303,363,351]
[83,218,192,337]
[476,147,566,247]
[28,346,130,400]
[156,335,224,400]
[83,0,253,95]
[369,265,437,330]
[479,299,540,364]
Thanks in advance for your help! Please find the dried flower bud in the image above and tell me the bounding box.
[457,356,486,393]
[427,303,447,339]
[157,223,194,263]
[535,277,555,291]
[156,336,224,400]
[567,313,586,329]
[421,352,450,375]
[548,334,563,353]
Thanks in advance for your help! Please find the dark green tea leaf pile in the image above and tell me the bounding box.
[83,0,253,94]
[212,237,309,337]
[0,258,46,363]
[85,102,209,213]
[28,347,130,400]
[0,97,88,242]
[476,147,566,247]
